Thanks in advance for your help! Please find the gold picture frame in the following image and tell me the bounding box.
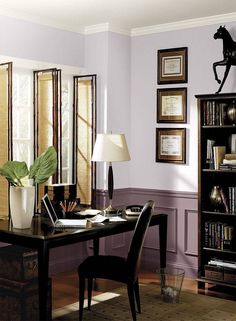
[156,128,186,164]
[157,87,187,123]
[157,47,188,84]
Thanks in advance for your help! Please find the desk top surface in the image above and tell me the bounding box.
[0,213,167,249]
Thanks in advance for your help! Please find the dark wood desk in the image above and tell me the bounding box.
[0,213,167,321]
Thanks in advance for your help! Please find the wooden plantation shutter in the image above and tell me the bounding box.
[73,75,96,207]
[0,62,12,218]
[34,69,61,207]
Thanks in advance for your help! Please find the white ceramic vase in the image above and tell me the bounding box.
[10,186,35,229]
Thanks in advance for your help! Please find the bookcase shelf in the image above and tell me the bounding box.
[202,210,236,216]
[202,125,236,129]
[202,169,236,173]
[203,247,236,254]
[197,277,236,289]
[196,93,236,292]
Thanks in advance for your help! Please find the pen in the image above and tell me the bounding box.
[71,201,77,212]
[60,201,66,212]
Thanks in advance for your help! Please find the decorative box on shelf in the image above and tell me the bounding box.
[204,264,223,281]
[224,267,236,284]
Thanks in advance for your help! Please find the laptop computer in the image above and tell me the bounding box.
[42,194,87,228]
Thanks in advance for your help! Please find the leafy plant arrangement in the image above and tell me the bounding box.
[0,146,57,187]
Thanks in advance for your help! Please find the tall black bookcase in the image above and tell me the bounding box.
[196,93,236,290]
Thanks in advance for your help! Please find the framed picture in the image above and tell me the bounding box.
[156,128,186,164]
[157,47,188,84]
[157,87,187,123]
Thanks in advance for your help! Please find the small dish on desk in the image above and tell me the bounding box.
[77,209,102,216]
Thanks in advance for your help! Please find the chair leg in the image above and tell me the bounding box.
[134,280,141,313]
[127,283,137,321]
[79,276,85,321]
[87,277,93,310]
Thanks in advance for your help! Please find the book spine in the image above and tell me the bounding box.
[219,188,229,213]
[204,221,209,247]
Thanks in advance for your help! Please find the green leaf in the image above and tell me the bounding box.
[29,146,57,184]
[0,161,29,186]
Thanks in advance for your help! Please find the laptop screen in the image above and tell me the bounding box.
[42,194,58,225]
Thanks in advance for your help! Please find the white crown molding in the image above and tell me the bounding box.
[1,8,236,37]
[84,23,109,34]
[84,23,130,36]
[131,12,236,36]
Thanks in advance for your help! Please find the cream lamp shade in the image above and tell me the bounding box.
[92,134,130,162]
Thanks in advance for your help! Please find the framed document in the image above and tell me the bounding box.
[157,47,188,84]
[157,87,187,123]
[156,128,186,163]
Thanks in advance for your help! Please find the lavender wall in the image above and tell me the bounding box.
[0,15,84,66]
[130,22,236,193]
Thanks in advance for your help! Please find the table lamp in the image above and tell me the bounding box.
[92,133,130,215]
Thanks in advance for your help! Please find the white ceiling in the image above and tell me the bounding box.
[0,0,236,34]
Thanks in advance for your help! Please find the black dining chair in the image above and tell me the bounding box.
[78,200,155,321]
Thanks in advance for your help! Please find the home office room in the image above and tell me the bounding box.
[0,1,236,320]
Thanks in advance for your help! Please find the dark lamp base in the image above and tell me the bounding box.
[103,204,118,217]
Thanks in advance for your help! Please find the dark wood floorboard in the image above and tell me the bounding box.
[51,270,236,310]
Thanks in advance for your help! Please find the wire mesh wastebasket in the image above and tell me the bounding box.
[158,267,185,303]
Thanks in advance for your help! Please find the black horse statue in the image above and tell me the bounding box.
[213,26,236,94]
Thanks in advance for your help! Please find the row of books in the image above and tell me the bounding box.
[218,186,236,213]
[220,164,236,170]
[205,137,236,170]
[228,187,236,213]
[202,101,228,126]
[208,186,236,214]
[204,221,233,250]
[205,141,226,170]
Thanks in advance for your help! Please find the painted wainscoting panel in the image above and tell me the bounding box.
[184,209,198,256]
[96,187,198,278]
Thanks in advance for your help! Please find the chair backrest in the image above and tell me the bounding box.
[126,200,154,280]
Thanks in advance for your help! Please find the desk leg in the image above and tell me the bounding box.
[38,244,50,321]
[93,238,99,291]
[159,215,167,269]
[93,238,99,256]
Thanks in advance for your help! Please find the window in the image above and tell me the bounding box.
[12,70,33,166]
[0,62,12,217]
[61,76,73,183]
[34,68,61,204]
[73,75,96,206]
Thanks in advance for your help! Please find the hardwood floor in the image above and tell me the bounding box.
[52,270,236,310]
